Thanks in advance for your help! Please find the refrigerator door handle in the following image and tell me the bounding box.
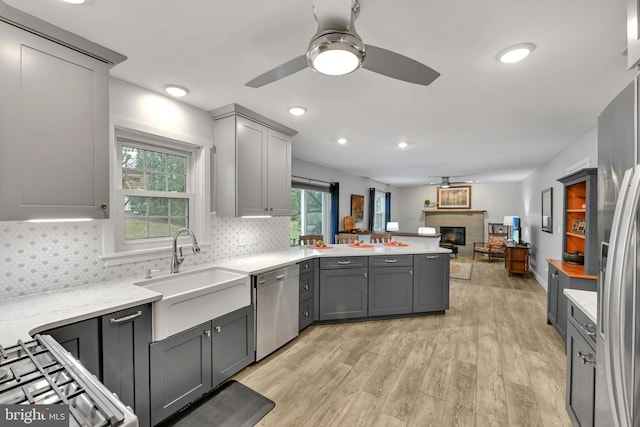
[599,240,609,334]
[606,165,640,427]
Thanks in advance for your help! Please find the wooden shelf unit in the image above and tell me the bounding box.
[558,168,597,276]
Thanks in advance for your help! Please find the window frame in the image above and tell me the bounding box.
[290,183,331,245]
[101,125,209,265]
[373,190,386,232]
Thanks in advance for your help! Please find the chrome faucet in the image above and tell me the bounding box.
[170,228,201,274]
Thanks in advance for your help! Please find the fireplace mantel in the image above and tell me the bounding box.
[422,209,487,213]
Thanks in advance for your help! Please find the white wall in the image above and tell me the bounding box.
[521,127,598,289]
[392,182,524,235]
[291,158,391,230]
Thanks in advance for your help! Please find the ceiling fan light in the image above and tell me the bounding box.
[307,32,365,76]
[497,43,536,64]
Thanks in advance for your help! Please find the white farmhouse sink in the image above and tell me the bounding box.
[136,267,251,341]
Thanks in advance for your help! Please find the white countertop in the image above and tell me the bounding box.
[563,289,597,324]
[0,243,450,344]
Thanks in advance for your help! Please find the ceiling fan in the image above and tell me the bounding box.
[245,0,440,88]
[428,177,470,188]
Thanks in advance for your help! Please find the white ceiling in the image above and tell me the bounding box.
[5,0,635,186]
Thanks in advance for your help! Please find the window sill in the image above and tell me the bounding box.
[99,242,211,266]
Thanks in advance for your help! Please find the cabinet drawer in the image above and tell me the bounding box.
[568,300,596,346]
[299,272,314,301]
[369,254,413,268]
[299,299,314,330]
[320,257,368,269]
[299,259,315,274]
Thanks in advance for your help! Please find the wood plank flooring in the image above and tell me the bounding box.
[234,257,571,426]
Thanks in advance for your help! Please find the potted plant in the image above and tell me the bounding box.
[424,199,436,209]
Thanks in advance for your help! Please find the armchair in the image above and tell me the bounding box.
[473,235,507,262]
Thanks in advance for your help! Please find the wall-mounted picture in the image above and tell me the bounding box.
[437,186,471,209]
[351,194,364,221]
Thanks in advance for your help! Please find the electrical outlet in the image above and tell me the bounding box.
[249,235,258,245]
[238,234,248,246]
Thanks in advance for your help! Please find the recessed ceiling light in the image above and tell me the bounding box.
[61,0,86,4]
[398,141,408,149]
[289,106,306,116]
[497,43,536,64]
[337,138,348,145]
[164,85,189,97]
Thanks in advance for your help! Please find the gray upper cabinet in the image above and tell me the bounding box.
[210,104,297,217]
[0,20,120,220]
[629,0,640,69]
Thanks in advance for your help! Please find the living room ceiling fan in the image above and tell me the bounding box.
[428,176,469,188]
[245,0,440,88]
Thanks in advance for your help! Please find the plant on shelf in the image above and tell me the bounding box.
[424,199,437,210]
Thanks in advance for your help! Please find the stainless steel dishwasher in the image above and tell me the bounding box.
[255,264,299,361]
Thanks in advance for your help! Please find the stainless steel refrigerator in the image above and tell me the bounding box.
[596,77,638,427]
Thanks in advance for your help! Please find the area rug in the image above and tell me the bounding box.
[160,380,275,427]
[450,261,473,280]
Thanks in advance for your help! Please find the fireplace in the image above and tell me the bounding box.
[440,226,466,246]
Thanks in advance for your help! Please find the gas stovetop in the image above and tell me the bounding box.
[0,334,137,426]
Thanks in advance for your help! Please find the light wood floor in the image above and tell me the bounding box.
[235,257,571,427]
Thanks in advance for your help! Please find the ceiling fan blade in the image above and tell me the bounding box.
[362,44,440,86]
[245,54,308,88]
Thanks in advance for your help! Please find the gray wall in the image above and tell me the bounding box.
[521,127,598,289]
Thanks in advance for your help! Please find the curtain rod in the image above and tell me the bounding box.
[292,175,333,186]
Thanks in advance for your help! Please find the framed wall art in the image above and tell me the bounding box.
[437,186,471,209]
[351,194,364,221]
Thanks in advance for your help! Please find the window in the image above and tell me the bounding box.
[108,127,205,257]
[290,186,330,246]
[121,145,190,240]
[373,191,386,231]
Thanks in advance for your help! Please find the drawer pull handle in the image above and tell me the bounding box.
[303,311,309,317]
[337,260,352,265]
[582,323,596,336]
[426,256,438,259]
[578,350,595,364]
[304,284,309,291]
[214,326,221,333]
[258,280,266,285]
[276,274,286,281]
[384,259,398,263]
[304,264,309,270]
[110,310,142,324]
[204,330,211,337]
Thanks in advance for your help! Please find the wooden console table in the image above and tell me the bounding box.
[506,243,530,278]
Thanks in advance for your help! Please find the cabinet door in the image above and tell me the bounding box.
[266,128,291,216]
[236,116,268,216]
[547,266,559,325]
[413,254,450,312]
[43,318,101,378]
[0,22,109,220]
[368,266,413,316]
[629,0,640,69]
[101,305,152,427]
[211,305,255,387]
[150,322,212,425]
[566,322,596,427]
[319,268,368,320]
[299,298,314,331]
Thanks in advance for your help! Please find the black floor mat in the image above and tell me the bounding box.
[159,380,275,427]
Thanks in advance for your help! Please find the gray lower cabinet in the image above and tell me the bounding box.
[43,317,101,378]
[212,304,255,387]
[413,254,450,312]
[298,259,315,330]
[368,254,413,317]
[566,300,597,427]
[319,267,368,320]
[547,262,596,342]
[149,305,255,425]
[150,322,212,425]
[101,305,152,427]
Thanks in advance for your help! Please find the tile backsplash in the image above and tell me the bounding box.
[1,216,290,299]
